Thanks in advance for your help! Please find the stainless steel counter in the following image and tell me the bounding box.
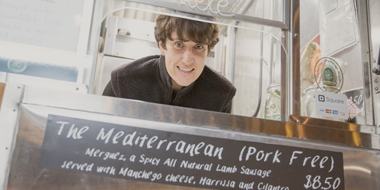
[0,83,379,189]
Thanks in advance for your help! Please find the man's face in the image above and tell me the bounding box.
[159,31,208,91]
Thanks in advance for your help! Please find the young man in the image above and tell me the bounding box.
[103,11,236,113]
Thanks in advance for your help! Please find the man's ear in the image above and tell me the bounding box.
[158,41,165,56]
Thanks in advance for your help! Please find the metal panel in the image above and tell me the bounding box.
[369,0,380,128]
[5,73,87,93]
[0,83,24,189]
[357,0,376,125]
[281,0,298,121]
[20,85,380,150]
[289,115,376,134]
[291,0,300,116]
[6,96,380,189]
[283,0,290,31]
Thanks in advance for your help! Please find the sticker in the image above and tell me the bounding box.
[315,91,348,120]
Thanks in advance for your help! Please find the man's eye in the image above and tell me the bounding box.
[174,42,183,48]
[194,44,204,50]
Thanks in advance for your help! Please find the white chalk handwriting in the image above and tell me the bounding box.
[180,0,235,17]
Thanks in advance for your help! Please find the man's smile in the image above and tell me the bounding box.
[177,66,194,72]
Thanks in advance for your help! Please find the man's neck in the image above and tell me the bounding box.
[171,79,183,93]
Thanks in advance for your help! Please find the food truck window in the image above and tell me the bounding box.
[92,0,285,118]
[0,0,288,119]
[299,0,376,126]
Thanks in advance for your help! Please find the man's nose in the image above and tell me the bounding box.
[182,48,194,64]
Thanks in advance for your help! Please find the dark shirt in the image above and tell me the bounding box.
[103,55,236,113]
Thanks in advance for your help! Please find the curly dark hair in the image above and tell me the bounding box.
[154,13,219,54]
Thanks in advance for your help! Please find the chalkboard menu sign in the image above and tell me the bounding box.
[40,115,345,190]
